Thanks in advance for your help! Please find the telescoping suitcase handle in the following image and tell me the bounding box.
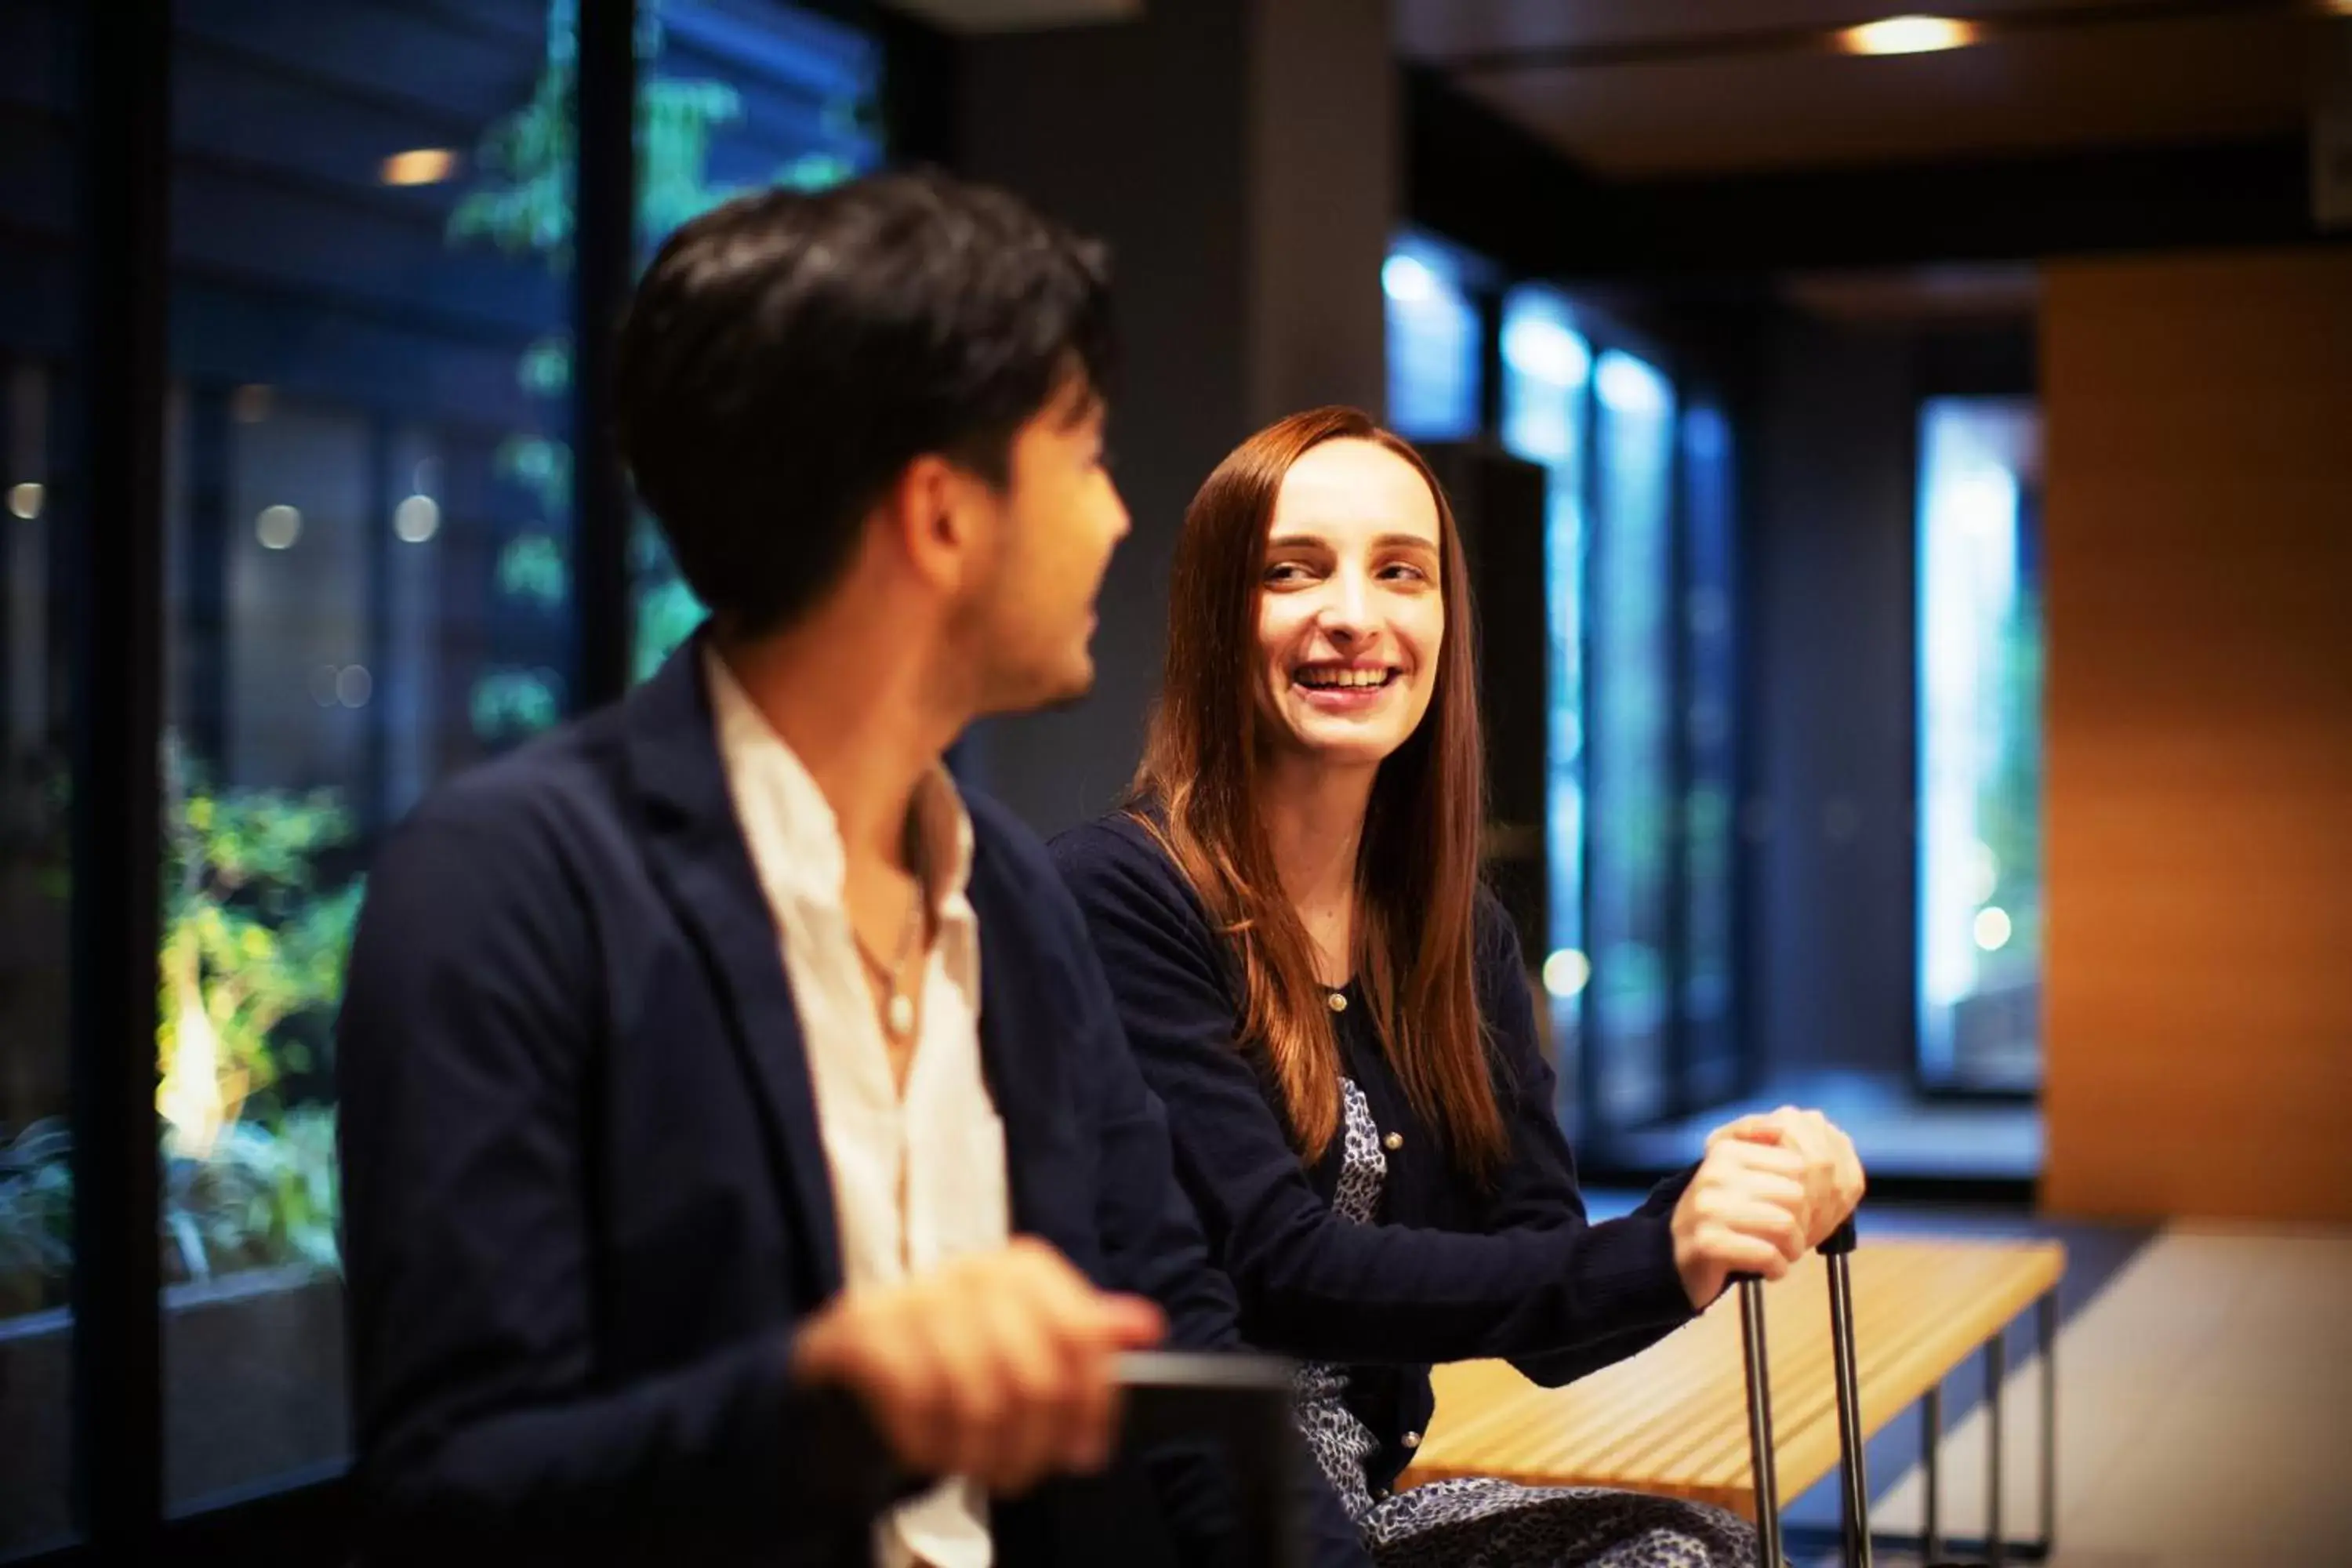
[1739,1218,1869,1568]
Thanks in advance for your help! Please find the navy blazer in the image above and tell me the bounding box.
[1051,811,1701,1497]
[336,644,1368,1567]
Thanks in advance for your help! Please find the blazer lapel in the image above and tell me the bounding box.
[622,639,844,1298]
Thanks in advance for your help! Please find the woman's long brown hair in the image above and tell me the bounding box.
[1131,406,1506,1178]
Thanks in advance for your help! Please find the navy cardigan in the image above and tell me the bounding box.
[1052,811,1700,1497]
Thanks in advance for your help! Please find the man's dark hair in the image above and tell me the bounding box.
[613,169,1113,637]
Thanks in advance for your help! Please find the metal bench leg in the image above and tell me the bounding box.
[1986,1330,2006,1568]
[1922,1381,1942,1564]
[2038,1290,2058,1557]
[1738,1279,1783,1568]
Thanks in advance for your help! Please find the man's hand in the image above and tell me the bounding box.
[1709,1105,1865,1250]
[1670,1136,1814,1310]
[789,1236,1167,1496]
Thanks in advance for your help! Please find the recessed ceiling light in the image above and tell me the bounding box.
[381,147,459,187]
[1838,15,1979,55]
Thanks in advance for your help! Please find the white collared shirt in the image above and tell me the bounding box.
[707,650,1006,1568]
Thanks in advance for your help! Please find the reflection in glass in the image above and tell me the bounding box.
[154,0,585,1506]
[1917,396,2042,1091]
[13,0,891,1537]
[1497,287,1592,1114]
[0,0,79,1550]
[1,361,76,1561]
[144,2,889,1502]
[1588,350,1676,1127]
[631,3,884,678]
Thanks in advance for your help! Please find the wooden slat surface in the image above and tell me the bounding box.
[1404,1240,2066,1519]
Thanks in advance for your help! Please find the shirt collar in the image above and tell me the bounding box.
[703,646,974,914]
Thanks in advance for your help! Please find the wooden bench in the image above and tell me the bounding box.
[1405,1239,2067,1562]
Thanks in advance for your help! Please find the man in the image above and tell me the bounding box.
[337,171,1363,1566]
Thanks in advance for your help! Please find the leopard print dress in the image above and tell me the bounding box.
[1292,1073,1759,1568]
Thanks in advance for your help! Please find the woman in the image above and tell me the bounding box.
[1052,407,1863,1567]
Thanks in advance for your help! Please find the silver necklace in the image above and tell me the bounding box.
[851,851,927,1042]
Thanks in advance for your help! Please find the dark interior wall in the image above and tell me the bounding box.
[953,2,1391,837]
[954,10,1254,833]
[1246,0,1393,428]
[1742,311,1927,1080]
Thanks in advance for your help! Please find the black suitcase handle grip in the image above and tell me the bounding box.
[1116,1349,1305,1568]
[1727,1214,1859,1296]
[1732,1214,1859,1293]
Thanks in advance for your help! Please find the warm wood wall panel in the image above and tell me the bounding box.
[2042,248,2352,1222]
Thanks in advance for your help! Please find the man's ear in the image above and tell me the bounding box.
[887,452,985,593]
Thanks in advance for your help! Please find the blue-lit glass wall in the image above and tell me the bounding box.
[1497,286,1592,1088]
[1680,405,1739,1106]
[1475,278,1744,1141]
[1588,350,1679,1127]
[1917,396,2043,1091]
[1384,236,1483,442]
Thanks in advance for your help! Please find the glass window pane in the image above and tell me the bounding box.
[630,3,884,680]
[1680,405,1738,1107]
[162,0,576,1508]
[0,1,81,1550]
[1498,287,1592,1116]
[1916,395,2043,1091]
[1588,349,1676,1128]
[1383,235,1483,443]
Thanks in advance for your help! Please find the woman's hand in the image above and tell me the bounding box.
[1669,1137,1813,1309]
[1708,1105,1865,1251]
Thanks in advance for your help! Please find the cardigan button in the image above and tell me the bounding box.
[1383,1131,1404,1152]
[1327,990,1348,1013]
[1402,1430,1421,1450]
